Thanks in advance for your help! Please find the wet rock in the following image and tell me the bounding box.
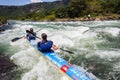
[0,54,17,80]
[0,24,11,30]
[0,29,5,32]
[0,55,16,72]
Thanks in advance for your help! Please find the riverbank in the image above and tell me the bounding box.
[5,14,120,22]
[54,15,120,22]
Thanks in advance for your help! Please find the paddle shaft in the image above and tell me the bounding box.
[60,48,74,54]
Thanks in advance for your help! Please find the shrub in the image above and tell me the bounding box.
[45,14,56,21]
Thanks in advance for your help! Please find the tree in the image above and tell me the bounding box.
[67,0,87,18]
[101,0,120,14]
[54,7,69,18]
[86,0,102,16]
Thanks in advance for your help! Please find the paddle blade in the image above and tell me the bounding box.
[11,37,23,42]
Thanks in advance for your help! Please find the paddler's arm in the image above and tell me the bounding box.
[52,44,59,50]
[24,33,29,39]
[24,30,30,39]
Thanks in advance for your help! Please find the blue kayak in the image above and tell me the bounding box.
[29,40,96,80]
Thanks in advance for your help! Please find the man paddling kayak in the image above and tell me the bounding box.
[37,33,59,52]
[25,28,36,41]
[24,29,74,54]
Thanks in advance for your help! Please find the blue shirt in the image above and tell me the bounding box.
[37,40,53,52]
[27,32,36,41]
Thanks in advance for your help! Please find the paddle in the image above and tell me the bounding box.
[11,36,24,42]
[59,48,74,54]
[11,29,41,42]
[27,30,74,54]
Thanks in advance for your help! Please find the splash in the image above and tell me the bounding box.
[22,56,69,80]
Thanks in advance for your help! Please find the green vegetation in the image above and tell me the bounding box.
[0,0,120,22]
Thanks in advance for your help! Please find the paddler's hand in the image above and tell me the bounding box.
[52,44,59,50]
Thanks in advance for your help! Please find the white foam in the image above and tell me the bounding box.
[86,50,120,59]
[82,31,97,39]
[15,24,34,32]
[103,27,120,36]
[50,34,74,47]
[10,38,27,47]
[39,29,50,34]
[22,56,69,80]
[113,62,120,71]
[11,48,40,69]
[60,26,89,39]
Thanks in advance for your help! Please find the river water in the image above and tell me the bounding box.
[0,20,120,80]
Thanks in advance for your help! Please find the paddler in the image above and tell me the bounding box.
[25,28,36,41]
[37,33,59,52]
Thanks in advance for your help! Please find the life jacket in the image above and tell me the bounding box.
[27,32,36,41]
[38,40,53,52]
